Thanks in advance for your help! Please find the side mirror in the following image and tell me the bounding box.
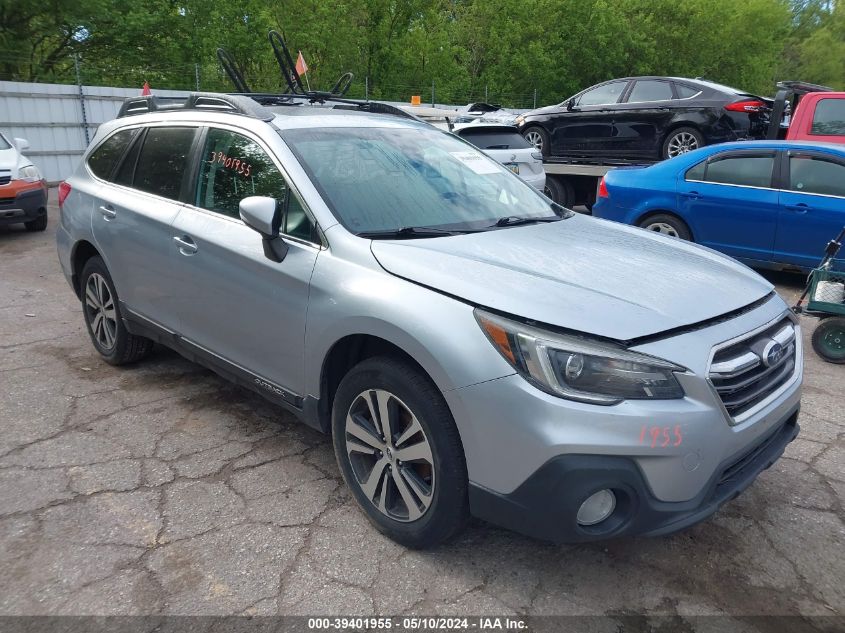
[14,137,29,151]
[566,98,577,112]
[239,196,288,263]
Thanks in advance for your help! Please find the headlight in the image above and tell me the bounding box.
[475,309,685,405]
[515,115,525,126]
[18,165,41,182]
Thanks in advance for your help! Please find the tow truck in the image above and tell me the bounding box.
[538,80,845,209]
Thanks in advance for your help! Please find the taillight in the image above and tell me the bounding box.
[598,176,609,199]
[58,181,71,208]
[725,100,767,113]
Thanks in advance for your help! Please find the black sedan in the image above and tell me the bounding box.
[516,77,772,161]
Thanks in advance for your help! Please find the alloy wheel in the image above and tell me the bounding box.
[524,130,544,152]
[666,132,699,157]
[84,273,117,350]
[344,389,435,522]
[644,222,680,237]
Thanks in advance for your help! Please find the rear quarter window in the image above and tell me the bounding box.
[87,129,138,181]
[810,99,845,136]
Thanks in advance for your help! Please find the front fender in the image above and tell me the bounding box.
[303,250,514,400]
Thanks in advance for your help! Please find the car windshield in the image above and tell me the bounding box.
[0,134,11,150]
[281,126,562,235]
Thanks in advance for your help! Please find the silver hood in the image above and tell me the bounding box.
[370,214,774,341]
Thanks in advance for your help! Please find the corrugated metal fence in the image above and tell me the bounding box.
[0,81,189,184]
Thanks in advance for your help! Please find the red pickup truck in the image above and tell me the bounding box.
[768,82,845,144]
[786,91,845,142]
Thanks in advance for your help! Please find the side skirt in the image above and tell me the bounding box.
[121,304,325,432]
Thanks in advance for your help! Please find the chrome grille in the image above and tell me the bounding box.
[709,318,797,421]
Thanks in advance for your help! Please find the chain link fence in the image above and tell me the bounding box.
[0,52,541,109]
[1,53,541,182]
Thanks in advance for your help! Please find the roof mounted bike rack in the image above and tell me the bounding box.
[267,29,353,98]
[216,48,252,94]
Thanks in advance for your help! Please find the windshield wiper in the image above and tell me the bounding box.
[357,226,482,239]
[493,215,563,228]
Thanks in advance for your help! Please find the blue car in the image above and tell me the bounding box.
[593,141,845,271]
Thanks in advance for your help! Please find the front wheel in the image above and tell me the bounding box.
[522,126,550,158]
[811,317,845,364]
[332,356,469,548]
[662,127,704,159]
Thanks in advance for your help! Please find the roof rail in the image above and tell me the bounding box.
[116,90,428,126]
[116,92,275,121]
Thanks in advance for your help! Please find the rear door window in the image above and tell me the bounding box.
[703,154,775,188]
[810,99,845,136]
[788,154,845,197]
[626,80,673,103]
[132,127,197,200]
[577,81,627,106]
[87,129,138,181]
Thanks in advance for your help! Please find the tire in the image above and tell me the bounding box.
[523,126,550,158]
[637,213,692,241]
[80,256,153,365]
[24,213,47,232]
[332,356,469,548]
[811,317,845,364]
[662,127,704,160]
[544,176,575,207]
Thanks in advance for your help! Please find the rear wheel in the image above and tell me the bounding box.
[811,317,845,364]
[662,127,703,159]
[523,126,550,158]
[332,356,469,548]
[80,257,153,365]
[544,176,575,207]
[637,213,691,241]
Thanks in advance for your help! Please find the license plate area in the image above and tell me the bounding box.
[505,162,519,175]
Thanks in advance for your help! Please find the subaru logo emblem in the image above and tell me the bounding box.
[762,340,784,367]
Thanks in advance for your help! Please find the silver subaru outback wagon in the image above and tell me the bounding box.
[56,93,801,548]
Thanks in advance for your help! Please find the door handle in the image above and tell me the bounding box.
[173,235,198,255]
[785,203,810,214]
[681,191,701,200]
[99,205,116,220]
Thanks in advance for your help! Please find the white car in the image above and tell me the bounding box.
[398,107,546,192]
[452,121,546,192]
[0,132,48,231]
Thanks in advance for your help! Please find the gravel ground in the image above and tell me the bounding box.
[0,198,843,622]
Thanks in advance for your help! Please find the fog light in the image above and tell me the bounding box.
[577,489,616,526]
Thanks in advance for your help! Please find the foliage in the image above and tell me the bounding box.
[0,0,840,107]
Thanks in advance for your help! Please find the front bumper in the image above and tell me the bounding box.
[0,181,47,225]
[443,296,802,542]
[468,408,798,543]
